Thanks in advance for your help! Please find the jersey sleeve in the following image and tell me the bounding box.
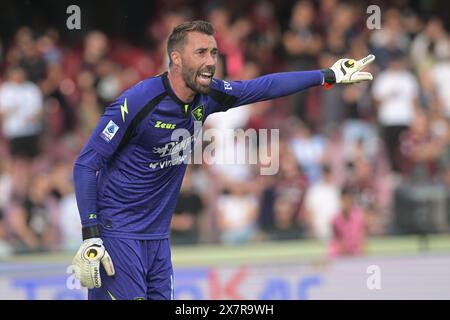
[207,70,324,113]
[86,94,137,158]
[72,93,137,229]
[73,146,107,227]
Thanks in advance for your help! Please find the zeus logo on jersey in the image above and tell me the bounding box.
[101,120,119,142]
[154,121,176,129]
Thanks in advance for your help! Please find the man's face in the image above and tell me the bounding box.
[177,31,218,94]
[8,68,26,83]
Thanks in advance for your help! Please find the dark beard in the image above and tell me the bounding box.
[182,66,212,94]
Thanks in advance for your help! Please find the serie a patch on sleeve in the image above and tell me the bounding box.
[101,120,119,142]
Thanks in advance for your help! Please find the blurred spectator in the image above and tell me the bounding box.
[289,121,326,183]
[245,1,281,74]
[0,65,43,147]
[399,110,445,179]
[435,110,450,171]
[208,6,252,78]
[281,0,322,70]
[221,17,252,78]
[8,173,59,252]
[49,161,81,252]
[341,82,378,161]
[81,31,110,71]
[0,65,43,196]
[439,164,450,227]
[341,37,379,161]
[217,183,259,244]
[0,158,13,217]
[77,89,101,138]
[0,218,13,258]
[171,169,204,245]
[421,53,450,119]
[40,62,76,135]
[36,29,63,65]
[410,17,450,74]
[95,59,123,105]
[394,167,449,235]
[304,164,340,241]
[325,3,358,55]
[6,27,47,84]
[343,157,384,235]
[316,0,338,32]
[372,53,420,172]
[318,51,346,130]
[146,10,191,73]
[282,0,323,120]
[328,187,365,257]
[259,144,308,240]
[321,126,348,186]
[0,158,13,258]
[370,8,411,70]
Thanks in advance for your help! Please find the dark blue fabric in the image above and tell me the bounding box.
[88,237,173,300]
[73,71,324,238]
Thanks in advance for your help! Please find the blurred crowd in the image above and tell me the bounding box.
[0,0,449,258]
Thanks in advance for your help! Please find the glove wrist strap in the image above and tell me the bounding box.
[82,225,101,240]
[321,68,336,85]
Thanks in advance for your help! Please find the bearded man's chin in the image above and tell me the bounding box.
[198,84,211,94]
[186,80,210,94]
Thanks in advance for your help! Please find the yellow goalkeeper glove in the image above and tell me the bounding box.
[72,237,115,289]
[322,54,375,87]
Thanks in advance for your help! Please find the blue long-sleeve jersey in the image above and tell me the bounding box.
[73,70,324,239]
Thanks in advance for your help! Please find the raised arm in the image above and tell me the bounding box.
[208,54,375,111]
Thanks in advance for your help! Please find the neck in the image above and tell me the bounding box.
[167,68,196,103]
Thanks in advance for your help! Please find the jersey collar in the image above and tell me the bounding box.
[161,72,197,116]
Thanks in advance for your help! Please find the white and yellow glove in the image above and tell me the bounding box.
[322,54,375,87]
[72,237,115,289]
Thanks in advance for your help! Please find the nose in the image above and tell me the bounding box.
[206,52,216,68]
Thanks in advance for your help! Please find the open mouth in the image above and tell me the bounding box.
[198,72,213,82]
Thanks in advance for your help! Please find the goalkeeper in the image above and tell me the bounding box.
[72,20,374,300]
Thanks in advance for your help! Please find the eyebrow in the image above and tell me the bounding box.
[195,47,218,52]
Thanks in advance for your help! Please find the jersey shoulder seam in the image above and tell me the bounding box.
[116,90,168,154]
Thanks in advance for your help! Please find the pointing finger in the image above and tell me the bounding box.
[356,54,376,70]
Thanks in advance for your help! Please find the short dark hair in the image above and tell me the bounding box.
[167,20,214,66]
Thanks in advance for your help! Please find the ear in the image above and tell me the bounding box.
[171,51,182,67]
